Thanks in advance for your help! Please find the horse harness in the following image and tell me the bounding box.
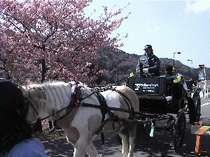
[53,83,135,122]
[25,82,135,133]
[55,84,135,133]
[24,82,82,127]
[54,82,82,123]
[80,87,135,134]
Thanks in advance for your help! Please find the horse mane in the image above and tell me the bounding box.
[23,81,68,90]
[22,80,93,111]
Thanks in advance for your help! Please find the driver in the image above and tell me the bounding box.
[136,44,160,78]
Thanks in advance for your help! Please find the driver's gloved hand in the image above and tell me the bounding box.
[143,68,149,73]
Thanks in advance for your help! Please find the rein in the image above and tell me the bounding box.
[54,85,114,122]
[25,83,81,123]
[54,84,81,122]
[31,83,99,123]
[112,88,135,119]
[26,83,152,130]
[24,96,39,117]
[81,103,141,117]
[55,85,111,122]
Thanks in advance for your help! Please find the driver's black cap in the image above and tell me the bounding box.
[144,44,152,50]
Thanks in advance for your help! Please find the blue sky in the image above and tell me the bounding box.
[86,0,210,68]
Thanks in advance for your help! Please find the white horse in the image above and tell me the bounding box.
[22,81,139,157]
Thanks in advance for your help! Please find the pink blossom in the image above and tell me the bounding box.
[0,0,125,85]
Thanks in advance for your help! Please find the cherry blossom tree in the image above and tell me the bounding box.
[0,0,126,84]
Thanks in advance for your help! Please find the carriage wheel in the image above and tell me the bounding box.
[193,95,201,122]
[174,110,186,151]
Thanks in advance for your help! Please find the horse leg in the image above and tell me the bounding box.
[119,130,129,157]
[75,116,100,157]
[128,124,137,157]
[73,136,89,157]
[86,141,98,157]
[84,115,100,157]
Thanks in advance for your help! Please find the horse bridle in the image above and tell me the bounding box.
[24,82,119,130]
[24,95,39,117]
[24,82,85,125]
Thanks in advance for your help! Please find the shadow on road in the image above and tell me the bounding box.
[40,122,210,157]
[134,123,210,157]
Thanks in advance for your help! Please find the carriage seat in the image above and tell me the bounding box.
[134,75,167,95]
[134,75,185,97]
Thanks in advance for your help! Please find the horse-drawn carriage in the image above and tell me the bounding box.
[131,74,201,150]
[0,72,202,157]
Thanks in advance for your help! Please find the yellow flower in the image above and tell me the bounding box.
[173,75,182,83]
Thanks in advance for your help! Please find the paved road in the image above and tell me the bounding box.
[42,91,210,157]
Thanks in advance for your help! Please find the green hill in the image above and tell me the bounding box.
[97,47,209,84]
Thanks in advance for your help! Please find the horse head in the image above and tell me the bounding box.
[21,84,49,124]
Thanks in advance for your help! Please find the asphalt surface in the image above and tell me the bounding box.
[41,90,210,157]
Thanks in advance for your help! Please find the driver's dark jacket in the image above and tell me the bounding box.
[136,54,160,77]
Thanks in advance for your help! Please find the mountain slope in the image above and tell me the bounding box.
[97,47,209,83]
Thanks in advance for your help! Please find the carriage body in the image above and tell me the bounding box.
[133,75,201,121]
[135,75,186,114]
[132,75,201,150]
